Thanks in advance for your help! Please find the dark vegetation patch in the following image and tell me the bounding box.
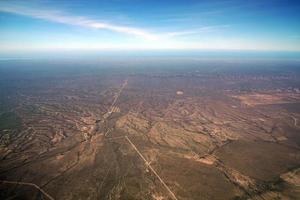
[215,140,300,181]
[0,112,22,131]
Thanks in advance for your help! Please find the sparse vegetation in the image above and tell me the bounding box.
[1,59,300,199]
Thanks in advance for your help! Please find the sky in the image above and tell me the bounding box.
[0,0,300,54]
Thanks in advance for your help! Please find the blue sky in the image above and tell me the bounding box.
[0,0,300,53]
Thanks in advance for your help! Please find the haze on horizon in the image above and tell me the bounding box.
[1,1,300,200]
[0,0,300,56]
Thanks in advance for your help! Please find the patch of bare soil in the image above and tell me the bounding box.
[233,92,300,106]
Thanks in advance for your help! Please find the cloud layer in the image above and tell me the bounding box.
[1,1,298,51]
[0,3,230,42]
[0,4,159,40]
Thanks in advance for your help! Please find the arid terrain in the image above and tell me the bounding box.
[0,58,300,200]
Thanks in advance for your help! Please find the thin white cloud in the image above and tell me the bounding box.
[0,3,231,41]
[165,25,230,37]
[0,3,254,51]
[0,4,158,40]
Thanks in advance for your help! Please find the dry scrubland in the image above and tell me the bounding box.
[0,62,300,200]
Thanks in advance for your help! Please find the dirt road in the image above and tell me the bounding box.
[125,136,178,200]
[0,180,55,200]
